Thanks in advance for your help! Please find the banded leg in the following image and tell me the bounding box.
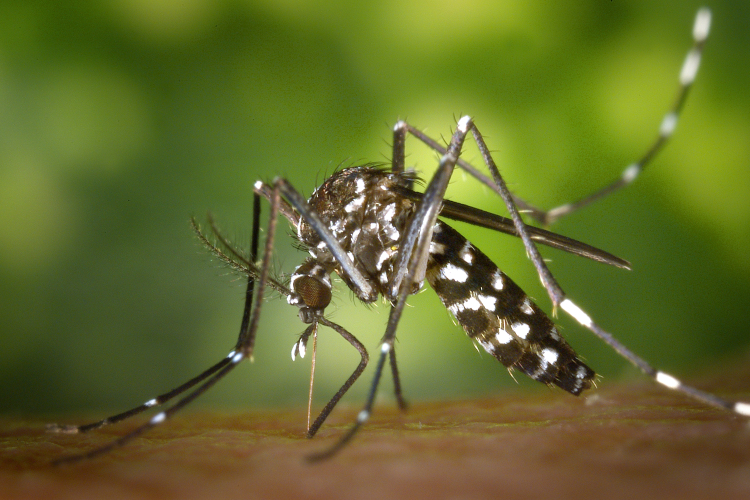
[392,9,712,229]
[517,8,712,226]
[47,202,271,440]
[49,186,277,465]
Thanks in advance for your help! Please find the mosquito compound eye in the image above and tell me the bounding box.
[293,275,332,310]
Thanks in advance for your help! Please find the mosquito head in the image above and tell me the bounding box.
[288,259,333,323]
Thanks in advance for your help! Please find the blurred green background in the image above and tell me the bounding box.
[2,1,749,418]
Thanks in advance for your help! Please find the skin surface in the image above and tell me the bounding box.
[3,363,750,500]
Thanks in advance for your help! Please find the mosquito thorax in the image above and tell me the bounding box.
[296,167,419,304]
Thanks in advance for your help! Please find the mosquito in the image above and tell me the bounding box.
[49,7,747,464]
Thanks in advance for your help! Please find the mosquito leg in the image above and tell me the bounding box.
[52,359,242,465]
[517,8,712,226]
[468,121,567,309]
[48,194,267,437]
[306,317,369,438]
[52,184,282,464]
[388,346,408,411]
[391,120,418,190]
[392,120,407,174]
[399,10,711,231]
[235,190,262,350]
[558,296,750,417]
[253,180,299,227]
[47,356,233,435]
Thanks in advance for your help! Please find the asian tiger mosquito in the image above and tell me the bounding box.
[49,7,749,464]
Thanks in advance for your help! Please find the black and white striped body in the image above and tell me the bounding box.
[290,166,418,311]
[291,166,594,395]
[426,221,594,394]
